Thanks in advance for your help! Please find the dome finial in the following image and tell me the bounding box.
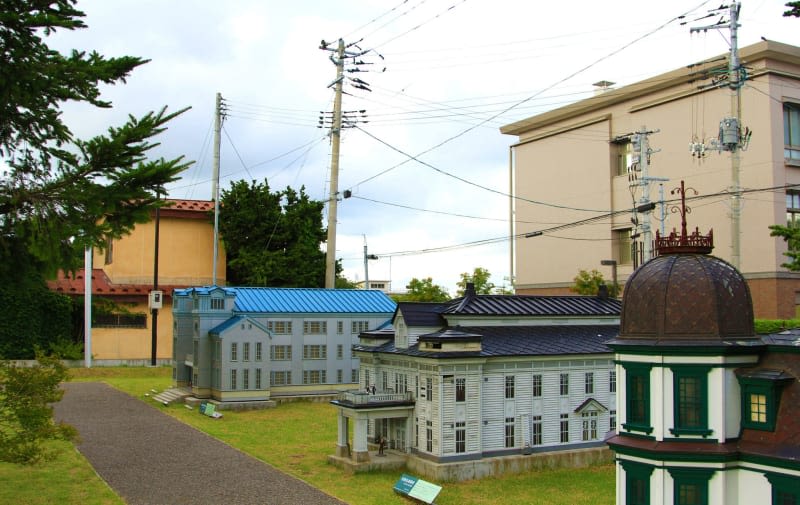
[654,180,714,255]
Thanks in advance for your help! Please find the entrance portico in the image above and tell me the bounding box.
[329,391,415,471]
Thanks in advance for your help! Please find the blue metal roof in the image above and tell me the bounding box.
[209,315,246,336]
[231,287,396,314]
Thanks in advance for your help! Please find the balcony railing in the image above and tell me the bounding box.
[337,390,414,406]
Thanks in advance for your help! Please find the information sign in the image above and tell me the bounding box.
[393,473,442,504]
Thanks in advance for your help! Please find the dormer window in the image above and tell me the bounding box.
[736,369,794,432]
[210,298,224,310]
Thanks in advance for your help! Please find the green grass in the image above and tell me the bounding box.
[0,440,123,505]
[52,367,613,505]
[0,367,614,505]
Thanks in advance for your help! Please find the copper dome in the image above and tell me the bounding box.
[619,253,755,343]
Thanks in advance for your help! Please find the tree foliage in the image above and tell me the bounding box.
[219,179,333,287]
[455,267,495,296]
[394,277,451,302]
[0,0,190,274]
[769,224,800,271]
[0,355,77,464]
[571,269,618,297]
[785,2,800,17]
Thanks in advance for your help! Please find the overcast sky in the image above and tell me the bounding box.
[50,0,798,295]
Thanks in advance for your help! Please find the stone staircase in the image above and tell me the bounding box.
[149,387,192,406]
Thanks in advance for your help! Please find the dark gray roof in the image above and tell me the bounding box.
[354,325,618,358]
[395,302,448,326]
[442,294,621,317]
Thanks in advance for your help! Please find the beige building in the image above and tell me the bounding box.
[501,40,800,319]
[49,199,225,363]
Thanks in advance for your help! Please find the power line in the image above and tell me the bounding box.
[353,125,611,213]
[346,2,707,198]
[368,183,799,258]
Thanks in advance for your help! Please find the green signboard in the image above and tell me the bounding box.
[393,473,442,504]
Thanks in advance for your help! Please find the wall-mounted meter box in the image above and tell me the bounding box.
[149,290,163,309]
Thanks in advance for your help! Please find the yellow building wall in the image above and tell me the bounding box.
[90,300,174,361]
[89,205,224,361]
[95,214,225,286]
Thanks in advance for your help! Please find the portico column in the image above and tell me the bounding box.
[335,411,349,458]
[353,416,370,462]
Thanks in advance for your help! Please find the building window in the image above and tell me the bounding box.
[505,417,515,448]
[737,371,792,432]
[560,414,569,443]
[426,377,433,401]
[767,473,800,505]
[622,461,654,505]
[560,373,569,396]
[505,375,515,399]
[351,321,369,333]
[337,344,343,359]
[210,298,224,310]
[623,363,653,434]
[271,370,290,386]
[582,411,598,441]
[455,422,466,453]
[532,374,542,397]
[337,321,343,334]
[230,369,237,389]
[255,369,262,389]
[230,343,238,362]
[242,342,250,362]
[614,228,633,265]
[303,344,327,360]
[585,372,594,394]
[303,321,327,335]
[613,137,633,176]
[268,321,292,334]
[610,370,617,393]
[270,345,292,360]
[455,378,466,402]
[610,410,617,431]
[395,374,408,393]
[668,468,714,505]
[532,415,542,446]
[784,102,800,161]
[303,370,326,384]
[243,369,249,390]
[670,366,711,437]
[786,190,800,226]
[382,371,388,391]
[94,313,147,328]
[426,421,433,452]
[337,369,343,383]
[255,342,262,361]
[351,369,358,383]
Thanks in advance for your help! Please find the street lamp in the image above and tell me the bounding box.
[600,259,618,297]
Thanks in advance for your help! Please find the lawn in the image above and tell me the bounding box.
[12,367,614,505]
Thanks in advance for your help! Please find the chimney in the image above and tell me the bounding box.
[597,283,609,300]
[465,282,476,297]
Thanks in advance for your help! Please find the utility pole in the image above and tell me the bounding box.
[319,38,378,288]
[325,40,345,289]
[690,1,750,269]
[363,236,378,289]
[627,126,667,264]
[212,92,224,286]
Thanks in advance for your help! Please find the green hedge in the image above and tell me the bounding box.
[754,319,800,335]
[0,285,72,359]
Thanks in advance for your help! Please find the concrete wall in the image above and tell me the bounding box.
[407,446,613,482]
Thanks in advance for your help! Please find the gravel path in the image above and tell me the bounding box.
[53,382,348,505]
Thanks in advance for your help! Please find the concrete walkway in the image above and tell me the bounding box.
[54,382,348,505]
